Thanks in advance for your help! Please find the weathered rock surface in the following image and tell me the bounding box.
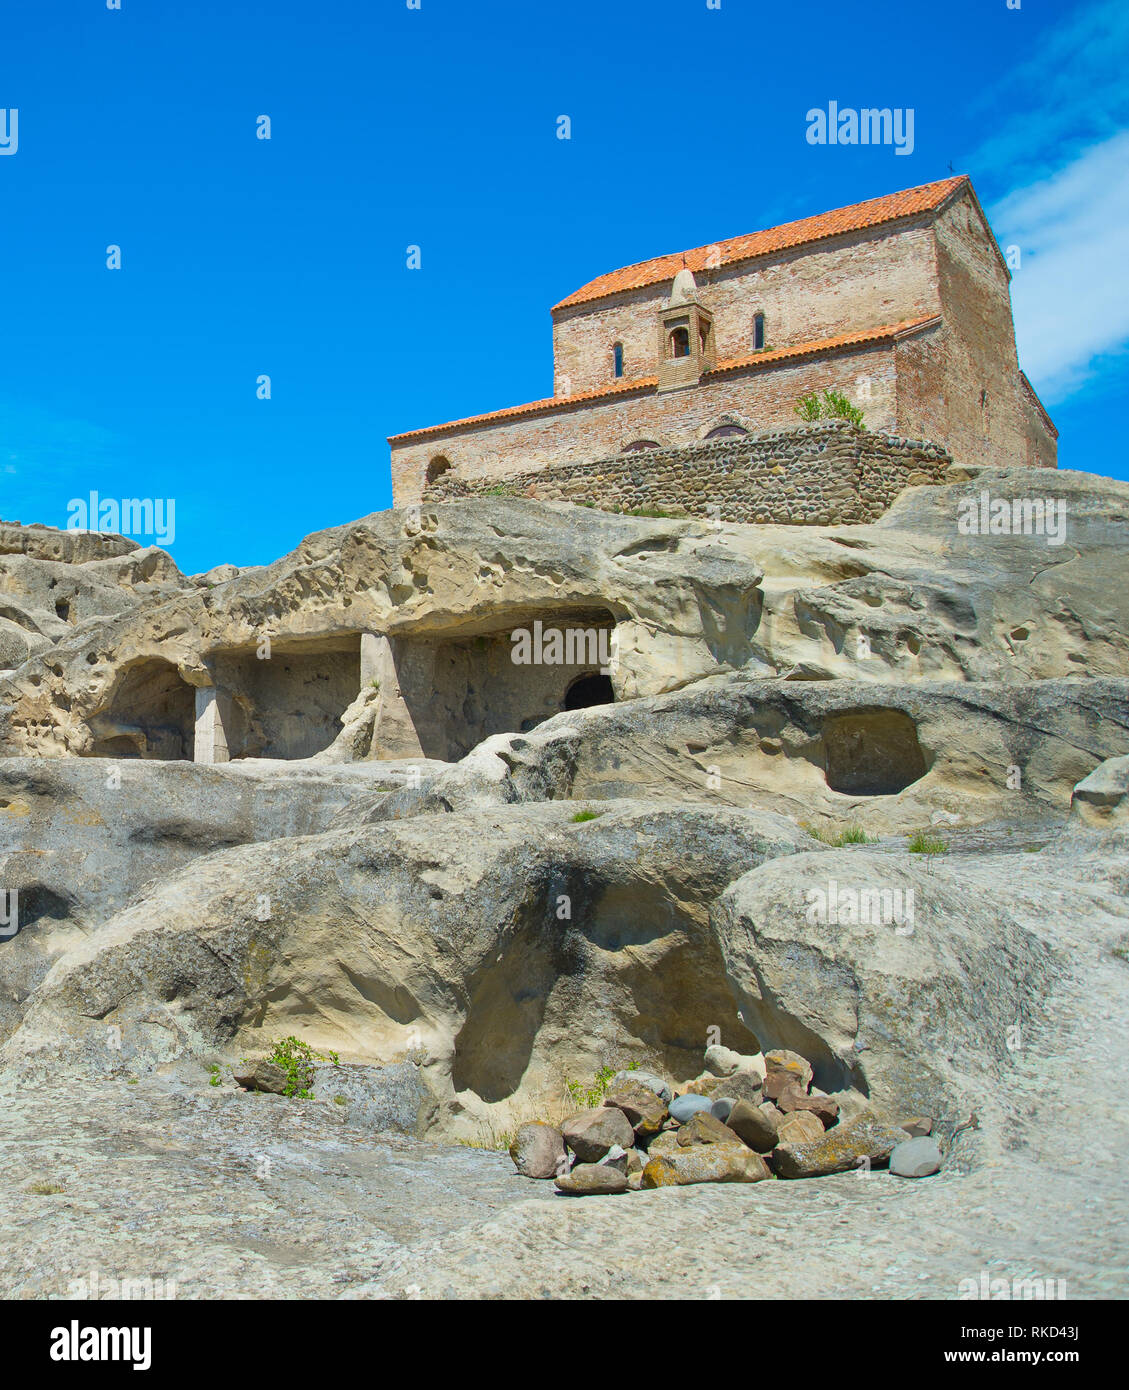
[687,1070,765,1106]
[711,848,1060,1120]
[0,801,807,1135]
[0,476,1125,1298]
[0,756,444,1044]
[2,470,1126,768]
[0,523,189,674]
[367,671,1129,836]
[1070,755,1129,829]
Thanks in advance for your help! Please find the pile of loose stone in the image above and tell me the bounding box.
[509,1045,943,1194]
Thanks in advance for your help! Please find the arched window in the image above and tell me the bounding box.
[753,313,766,350]
[705,424,749,439]
[613,342,625,378]
[620,439,661,453]
[426,455,452,485]
[670,326,691,358]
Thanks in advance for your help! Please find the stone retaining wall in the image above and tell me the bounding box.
[424,421,951,525]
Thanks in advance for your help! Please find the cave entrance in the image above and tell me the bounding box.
[822,708,927,795]
[564,672,614,711]
[88,658,196,760]
[380,607,618,761]
[211,635,362,760]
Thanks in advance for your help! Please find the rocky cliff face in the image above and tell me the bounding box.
[0,468,1126,1298]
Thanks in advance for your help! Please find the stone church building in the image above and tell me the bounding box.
[389,175,1057,507]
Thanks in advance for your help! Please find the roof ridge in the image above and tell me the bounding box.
[552,175,970,312]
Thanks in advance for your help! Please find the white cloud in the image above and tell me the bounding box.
[991,131,1129,400]
[970,0,1129,186]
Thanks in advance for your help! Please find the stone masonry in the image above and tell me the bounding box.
[424,420,952,526]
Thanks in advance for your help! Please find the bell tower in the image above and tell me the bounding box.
[657,267,715,392]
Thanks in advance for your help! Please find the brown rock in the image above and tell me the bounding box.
[771,1113,911,1179]
[702,1071,765,1107]
[561,1107,634,1163]
[776,1111,824,1146]
[645,1130,682,1156]
[555,1163,629,1195]
[725,1098,780,1153]
[604,1080,668,1138]
[763,1049,814,1100]
[898,1116,934,1138]
[641,1144,772,1188]
[776,1085,840,1128]
[232,1060,290,1095]
[676,1112,742,1147]
[508,1121,567,1179]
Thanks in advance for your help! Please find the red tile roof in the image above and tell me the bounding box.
[552,176,969,312]
[387,317,939,444]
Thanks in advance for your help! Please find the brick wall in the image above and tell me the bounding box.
[551,219,940,396]
[390,340,898,505]
[897,197,1057,470]
[422,420,951,526]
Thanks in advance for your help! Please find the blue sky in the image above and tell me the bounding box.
[0,0,1125,574]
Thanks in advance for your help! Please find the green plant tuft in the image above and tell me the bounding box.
[794,388,865,428]
[570,809,603,823]
[564,1060,638,1110]
[907,830,948,855]
[254,1036,340,1099]
[803,822,874,846]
